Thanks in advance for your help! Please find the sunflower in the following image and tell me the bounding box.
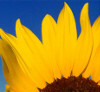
[0,2,100,92]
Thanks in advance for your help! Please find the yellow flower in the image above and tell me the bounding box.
[0,2,100,92]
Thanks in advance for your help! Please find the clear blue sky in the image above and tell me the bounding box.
[0,0,100,92]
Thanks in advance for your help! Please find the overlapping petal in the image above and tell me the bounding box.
[0,24,55,89]
[83,16,100,83]
[42,14,61,79]
[0,2,100,92]
[16,19,54,84]
[83,16,100,78]
[56,2,77,78]
[0,39,39,92]
[72,3,93,77]
[90,44,100,83]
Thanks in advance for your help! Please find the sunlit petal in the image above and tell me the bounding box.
[73,3,93,76]
[57,2,77,78]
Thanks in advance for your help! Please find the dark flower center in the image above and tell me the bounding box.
[39,76,100,92]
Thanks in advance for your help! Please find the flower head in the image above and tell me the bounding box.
[0,2,100,92]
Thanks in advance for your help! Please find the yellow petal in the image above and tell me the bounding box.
[0,39,38,92]
[92,16,100,52]
[83,16,100,78]
[0,29,46,89]
[91,44,100,83]
[15,19,54,84]
[72,3,93,76]
[56,2,77,78]
[42,14,61,79]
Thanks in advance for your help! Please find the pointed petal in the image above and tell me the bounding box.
[0,39,38,92]
[73,3,93,76]
[42,14,61,79]
[83,16,100,78]
[15,19,54,84]
[0,29,46,89]
[56,2,77,78]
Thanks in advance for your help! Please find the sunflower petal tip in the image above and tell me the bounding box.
[15,19,23,37]
[64,2,69,8]
[83,3,89,12]
[0,28,4,35]
[42,14,52,23]
[64,2,67,5]
[80,2,89,22]
[17,18,20,21]
[42,15,48,24]
[85,2,89,6]
[44,14,50,18]
[16,18,21,25]
[16,18,22,31]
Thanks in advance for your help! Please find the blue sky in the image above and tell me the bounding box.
[0,0,100,92]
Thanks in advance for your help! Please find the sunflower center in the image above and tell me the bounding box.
[39,76,100,92]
